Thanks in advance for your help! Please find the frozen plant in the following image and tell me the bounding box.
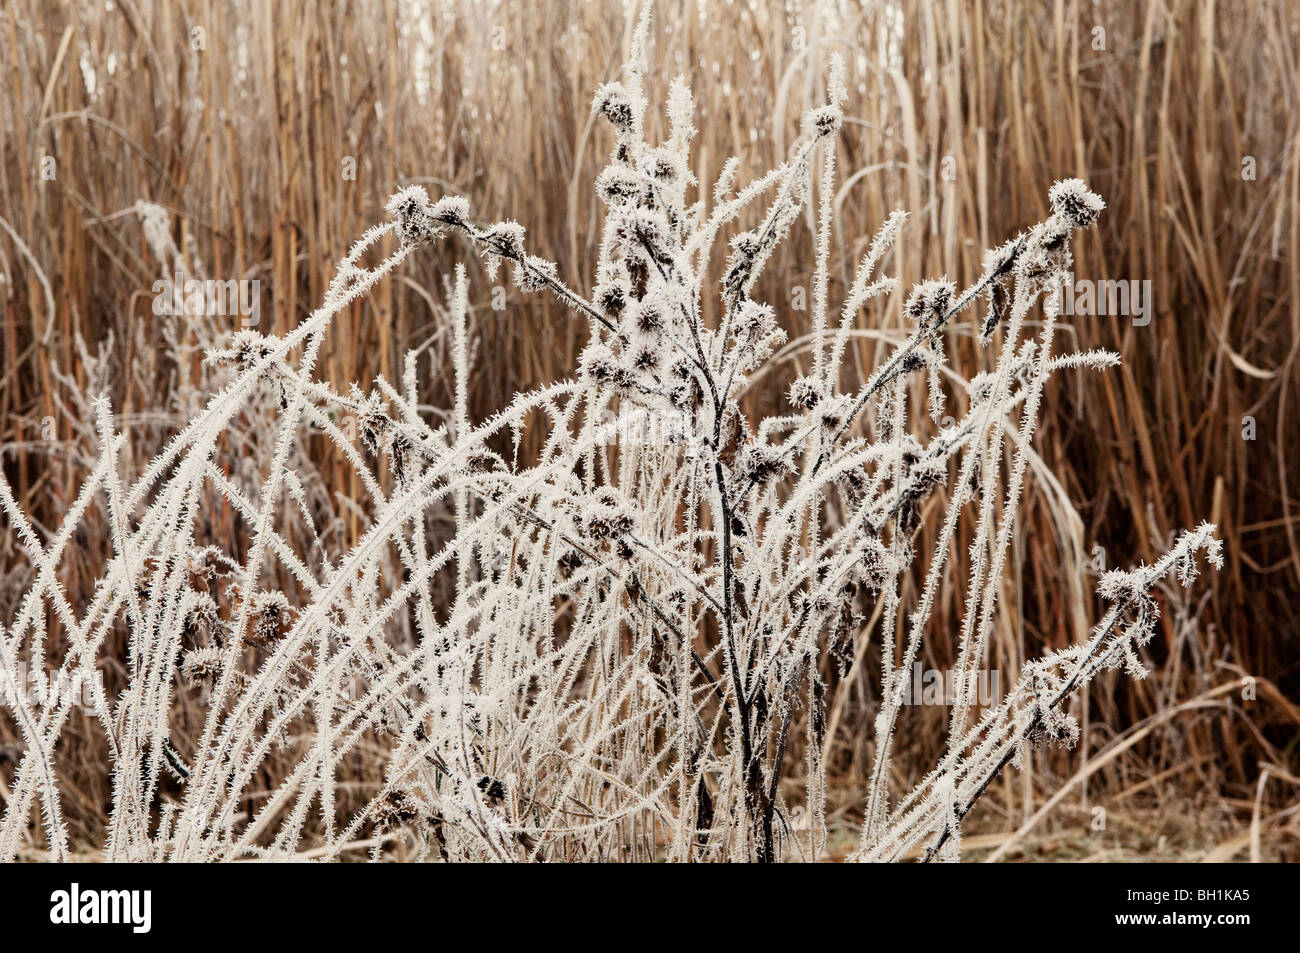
[0,6,1221,862]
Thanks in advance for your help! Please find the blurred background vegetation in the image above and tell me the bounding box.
[1,0,1298,858]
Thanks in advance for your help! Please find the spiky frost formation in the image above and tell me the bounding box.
[1048,177,1106,229]
[592,81,639,133]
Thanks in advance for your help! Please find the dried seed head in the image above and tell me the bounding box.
[632,300,664,336]
[630,345,660,373]
[182,592,224,645]
[806,104,843,137]
[250,590,296,643]
[580,488,635,542]
[482,220,526,261]
[729,230,760,260]
[898,349,929,374]
[788,375,823,410]
[374,789,426,831]
[966,370,996,404]
[1097,568,1143,604]
[579,342,619,384]
[836,465,869,505]
[385,185,439,245]
[910,456,948,491]
[614,208,671,258]
[595,166,645,205]
[353,387,388,455]
[180,646,223,687]
[1027,707,1080,748]
[430,195,471,227]
[595,278,631,318]
[741,443,796,486]
[857,535,892,592]
[1048,178,1105,230]
[593,82,637,131]
[733,300,777,341]
[816,394,853,434]
[904,279,955,330]
[646,147,684,182]
[206,330,283,378]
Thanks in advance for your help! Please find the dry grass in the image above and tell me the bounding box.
[1,0,1297,858]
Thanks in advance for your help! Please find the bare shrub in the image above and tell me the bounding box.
[0,11,1220,862]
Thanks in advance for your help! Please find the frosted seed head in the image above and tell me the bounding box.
[385,185,438,245]
[966,371,996,404]
[578,342,619,385]
[787,375,823,410]
[1097,568,1143,603]
[206,329,278,373]
[579,488,635,542]
[374,789,427,832]
[740,443,795,486]
[646,147,684,182]
[630,344,660,373]
[614,208,671,258]
[180,646,223,686]
[836,465,869,504]
[592,81,637,132]
[898,349,929,374]
[816,395,853,434]
[904,279,955,330]
[595,166,646,206]
[384,184,429,214]
[595,278,631,319]
[857,535,892,591]
[182,592,224,644]
[249,590,296,644]
[911,456,948,492]
[1016,219,1069,280]
[729,230,760,260]
[632,300,664,336]
[732,300,776,341]
[1028,707,1080,748]
[483,221,526,260]
[430,194,471,227]
[731,305,785,372]
[806,104,843,138]
[666,381,691,410]
[345,386,385,454]
[1048,178,1105,229]
[557,548,585,577]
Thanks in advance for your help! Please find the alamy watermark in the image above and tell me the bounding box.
[1060,271,1151,326]
[901,663,1000,706]
[49,883,151,933]
[152,268,261,325]
[1,663,103,709]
